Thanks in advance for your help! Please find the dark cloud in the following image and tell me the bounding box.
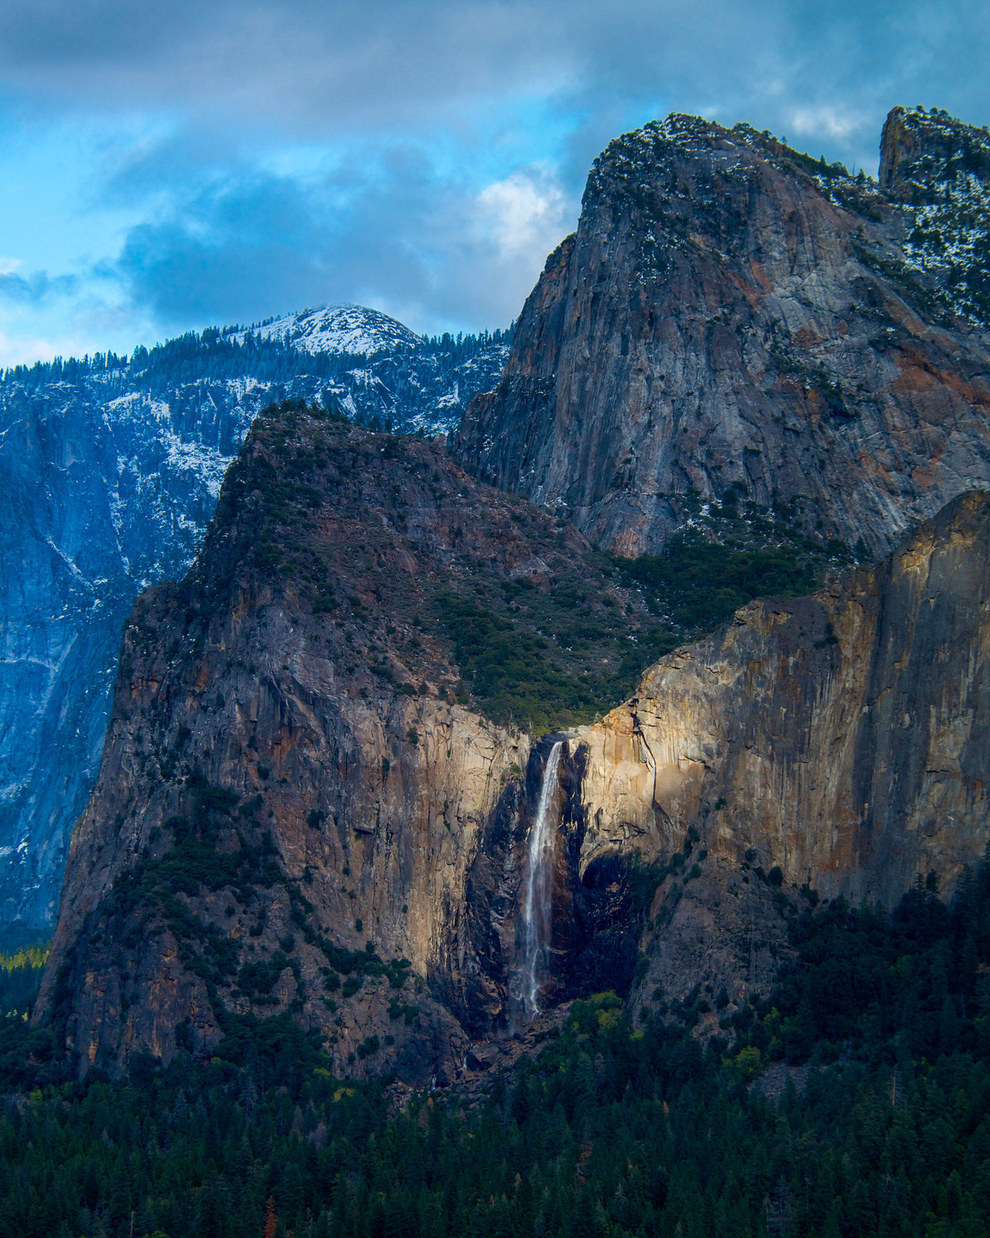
[0,0,561,133]
[4,0,990,358]
[0,270,79,305]
[112,145,565,333]
[4,0,988,159]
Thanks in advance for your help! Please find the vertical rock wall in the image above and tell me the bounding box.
[574,491,990,906]
[458,113,990,557]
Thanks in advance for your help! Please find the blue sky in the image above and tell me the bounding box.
[0,0,988,366]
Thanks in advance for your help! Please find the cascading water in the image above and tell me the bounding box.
[517,740,564,1023]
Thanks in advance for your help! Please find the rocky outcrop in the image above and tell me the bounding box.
[35,397,990,1075]
[33,109,990,1078]
[879,108,990,325]
[0,313,508,939]
[568,489,990,1000]
[880,106,990,202]
[33,403,665,1080]
[457,110,990,557]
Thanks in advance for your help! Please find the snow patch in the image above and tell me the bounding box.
[248,305,423,357]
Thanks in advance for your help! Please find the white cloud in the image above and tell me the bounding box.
[0,323,75,367]
[787,106,867,143]
[476,168,570,264]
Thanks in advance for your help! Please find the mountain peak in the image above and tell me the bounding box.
[879,105,990,203]
[253,304,423,356]
[458,104,990,558]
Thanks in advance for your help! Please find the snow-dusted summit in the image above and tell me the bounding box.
[253,305,423,356]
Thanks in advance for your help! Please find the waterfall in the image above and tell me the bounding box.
[518,740,564,1023]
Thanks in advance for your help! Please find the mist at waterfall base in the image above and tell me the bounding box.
[511,740,564,1028]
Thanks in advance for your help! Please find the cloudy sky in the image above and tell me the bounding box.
[0,0,988,366]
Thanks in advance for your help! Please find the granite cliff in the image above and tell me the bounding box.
[570,488,990,1011]
[35,397,990,1080]
[0,310,508,938]
[34,401,673,1081]
[457,108,990,557]
[34,107,990,1080]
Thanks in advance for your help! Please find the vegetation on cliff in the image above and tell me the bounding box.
[611,496,852,634]
[209,400,849,736]
[215,399,834,734]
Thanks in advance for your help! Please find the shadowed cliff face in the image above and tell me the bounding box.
[457,111,990,557]
[33,404,667,1081]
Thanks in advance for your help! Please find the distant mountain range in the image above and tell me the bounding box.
[0,307,510,939]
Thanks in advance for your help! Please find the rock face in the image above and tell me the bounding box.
[36,398,990,1078]
[33,403,664,1081]
[879,107,990,325]
[0,312,509,938]
[457,110,990,557]
[880,106,990,202]
[581,489,990,902]
[0,370,250,935]
[569,489,990,1003]
[33,108,990,1079]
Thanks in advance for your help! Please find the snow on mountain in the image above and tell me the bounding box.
[251,305,423,356]
[0,310,511,940]
[880,106,990,328]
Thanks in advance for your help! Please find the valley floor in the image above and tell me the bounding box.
[3,866,990,1237]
